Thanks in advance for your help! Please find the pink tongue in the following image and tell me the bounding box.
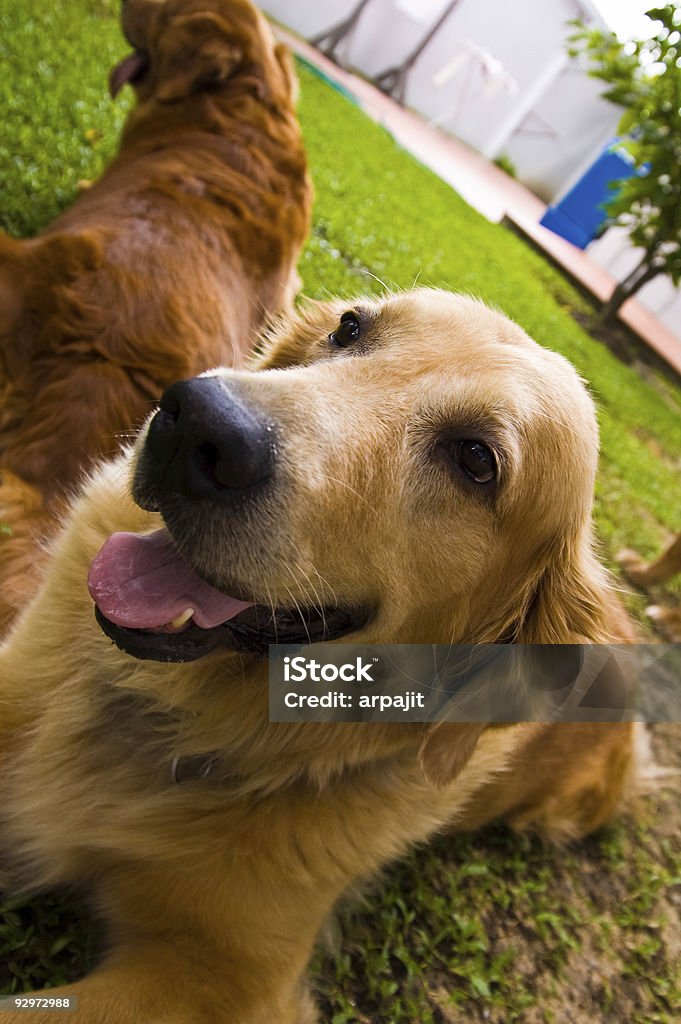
[88,529,253,630]
[109,51,148,98]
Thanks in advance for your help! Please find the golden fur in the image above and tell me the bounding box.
[0,290,642,1022]
[0,0,311,633]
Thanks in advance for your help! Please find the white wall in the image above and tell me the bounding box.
[260,0,617,201]
[500,61,622,201]
[262,0,348,39]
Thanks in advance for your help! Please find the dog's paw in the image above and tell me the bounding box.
[645,604,681,642]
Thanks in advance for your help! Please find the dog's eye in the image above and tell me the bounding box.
[329,311,361,348]
[456,441,496,483]
[439,439,497,485]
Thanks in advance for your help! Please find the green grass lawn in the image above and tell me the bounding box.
[1,2,680,1022]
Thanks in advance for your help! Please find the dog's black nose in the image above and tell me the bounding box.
[143,377,275,502]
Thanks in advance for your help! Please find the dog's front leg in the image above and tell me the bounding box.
[0,936,318,1024]
[0,946,223,1024]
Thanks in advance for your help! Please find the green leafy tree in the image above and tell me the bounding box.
[569,5,681,321]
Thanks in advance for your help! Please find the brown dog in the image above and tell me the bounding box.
[618,534,681,642]
[0,291,644,1023]
[0,0,311,633]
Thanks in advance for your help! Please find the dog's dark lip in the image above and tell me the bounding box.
[95,603,374,663]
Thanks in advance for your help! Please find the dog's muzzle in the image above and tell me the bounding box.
[90,376,372,662]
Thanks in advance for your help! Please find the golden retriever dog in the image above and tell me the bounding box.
[618,534,681,642]
[0,291,643,1023]
[0,0,311,633]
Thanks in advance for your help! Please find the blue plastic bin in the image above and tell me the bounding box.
[540,144,637,249]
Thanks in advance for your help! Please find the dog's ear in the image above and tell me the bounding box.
[255,300,342,370]
[155,13,243,103]
[273,42,298,105]
[418,722,487,788]
[514,531,633,644]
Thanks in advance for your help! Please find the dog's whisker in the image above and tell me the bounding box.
[263,581,280,645]
[282,583,313,647]
[278,561,327,638]
[360,268,392,294]
[284,561,328,627]
[305,563,341,612]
